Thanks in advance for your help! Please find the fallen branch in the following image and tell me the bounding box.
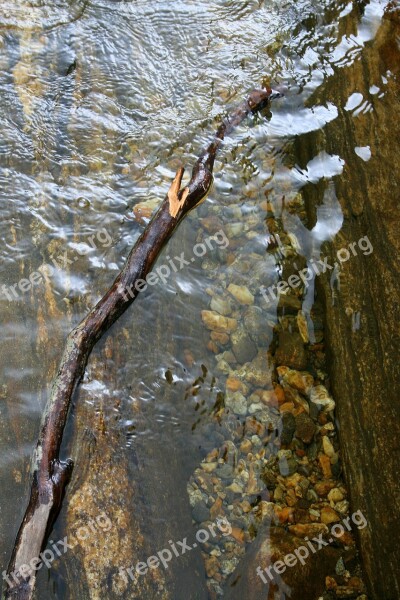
[4,87,282,600]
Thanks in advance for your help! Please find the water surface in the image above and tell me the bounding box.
[0,0,392,597]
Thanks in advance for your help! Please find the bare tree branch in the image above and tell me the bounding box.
[4,88,282,600]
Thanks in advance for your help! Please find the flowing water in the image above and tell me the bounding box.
[0,1,398,599]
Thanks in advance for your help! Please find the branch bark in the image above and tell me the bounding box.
[4,88,282,600]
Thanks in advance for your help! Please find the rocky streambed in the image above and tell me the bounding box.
[186,191,368,599]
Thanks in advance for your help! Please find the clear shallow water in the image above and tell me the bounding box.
[0,0,393,597]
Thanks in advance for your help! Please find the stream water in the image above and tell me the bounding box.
[0,1,397,599]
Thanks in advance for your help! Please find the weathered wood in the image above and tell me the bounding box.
[5,88,282,600]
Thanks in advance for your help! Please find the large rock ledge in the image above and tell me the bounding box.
[295,7,400,599]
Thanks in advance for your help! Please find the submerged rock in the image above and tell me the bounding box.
[295,412,316,444]
[277,365,314,395]
[281,412,296,446]
[132,198,159,223]
[288,523,329,538]
[296,311,309,343]
[192,500,210,523]
[211,331,230,346]
[320,506,340,524]
[243,305,271,346]
[322,435,335,457]
[225,390,247,415]
[277,293,302,314]
[226,375,249,395]
[227,283,255,305]
[210,295,233,316]
[309,385,335,412]
[240,350,272,387]
[201,310,238,333]
[225,222,244,238]
[231,327,258,364]
[275,331,308,370]
[278,456,298,477]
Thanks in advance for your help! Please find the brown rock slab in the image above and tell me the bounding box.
[296,12,400,598]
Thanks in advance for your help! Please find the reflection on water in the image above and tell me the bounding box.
[0,0,395,597]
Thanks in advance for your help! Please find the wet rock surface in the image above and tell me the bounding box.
[295,8,400,599]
